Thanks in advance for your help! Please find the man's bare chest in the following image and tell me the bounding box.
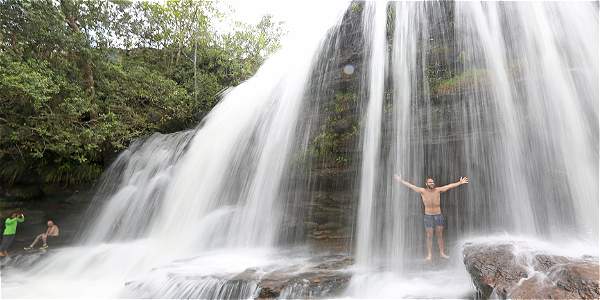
[420,190,441,205]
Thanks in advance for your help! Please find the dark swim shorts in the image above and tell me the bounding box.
[423,214,444,228]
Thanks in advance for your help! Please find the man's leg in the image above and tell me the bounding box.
[425,228,433,261]
[29,234,43,248]
[435,226,449,259]
[0,237,5,256]
[41,234,48,246]
[1,235,14,256]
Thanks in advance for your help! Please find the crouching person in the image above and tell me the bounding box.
[25,219,59,251]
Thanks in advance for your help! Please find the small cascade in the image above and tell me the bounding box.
[79,131,195,244]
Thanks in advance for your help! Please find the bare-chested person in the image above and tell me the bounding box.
[393,174,468,261]
[24,219,59,250]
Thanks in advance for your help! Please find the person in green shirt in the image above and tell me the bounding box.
[0,211,25,257]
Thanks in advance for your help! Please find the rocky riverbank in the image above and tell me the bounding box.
[0,184,92,252]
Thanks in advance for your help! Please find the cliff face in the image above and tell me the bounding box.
[276,4,365,252]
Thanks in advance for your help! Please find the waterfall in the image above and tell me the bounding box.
[349,1,597,297]
[1,3,351,298]
[455,1,598,240]
[78,131,195,244]
[2,1,597,299]
[354,0,598,264]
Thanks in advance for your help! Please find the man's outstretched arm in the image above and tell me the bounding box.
[393,174,424,193]
[438,177,469,192]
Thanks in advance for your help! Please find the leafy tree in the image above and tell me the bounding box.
[0,0,283,187]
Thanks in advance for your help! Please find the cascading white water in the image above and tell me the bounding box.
[355,0,388,269]
[455,1,598,240]
[1,1,597,299]
[79,131,195,244]
[349,1,597,298]
[148,40,322,250]
[1,3,351,298]
[386,2,424,272]
[457,1,538,235]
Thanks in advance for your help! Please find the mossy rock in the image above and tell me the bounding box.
[433,68,488,96]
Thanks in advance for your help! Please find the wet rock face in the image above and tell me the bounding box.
[463,242,599,299]
[257,255,354,299]
[294,2,365,251]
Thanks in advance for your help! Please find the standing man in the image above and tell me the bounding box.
[0,210,25,257]
[393,174,468,261]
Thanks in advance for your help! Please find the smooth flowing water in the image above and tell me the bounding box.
[355,0,388,269]
[2,1,597,299]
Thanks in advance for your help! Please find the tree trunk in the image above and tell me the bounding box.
[59,0,96,118]
[194,39,198,103]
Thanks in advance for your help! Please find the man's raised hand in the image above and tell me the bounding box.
[459,177,469,184]
[393,174,402,182]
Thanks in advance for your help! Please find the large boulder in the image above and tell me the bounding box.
[463,241,599,299]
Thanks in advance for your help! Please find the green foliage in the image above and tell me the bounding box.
[351,3,363,13]
[0,0,282,186]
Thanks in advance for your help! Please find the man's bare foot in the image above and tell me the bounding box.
[440,253,450,259]
[425,255,432,262]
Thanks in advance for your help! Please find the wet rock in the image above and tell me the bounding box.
[532,254,570,272]
[463,243,528,298]
[509,275,576,299]
[122,253,353,299]
[256,254,353,299]
[463,242,599,299]
[332,119,353,133]
[257,286,280,299]
[547,259,600,299]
